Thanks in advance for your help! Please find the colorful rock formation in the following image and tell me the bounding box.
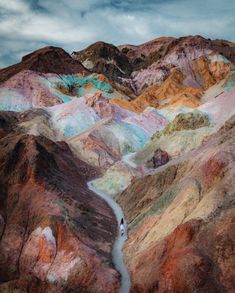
[0,35,235,292]
[0,46,89,83]
[72,42,132,83]
[145,149,169,169]
[73,36,234,113]
[0,123,118,292]
[117,115,235,292]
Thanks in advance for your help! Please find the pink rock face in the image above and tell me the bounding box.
[124,107,168,136]
[129,48,231,94]
[86,94,169,136]
[86,93,133,120]
[199,86,235,125]
[2,70,62,108]
[86,93,114,118]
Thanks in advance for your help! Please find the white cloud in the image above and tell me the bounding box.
[0,0,234,67]
[0,0,29,13]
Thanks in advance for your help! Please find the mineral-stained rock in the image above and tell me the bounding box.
[112,36,234,113]
[0,46,89,83]
[72,41,132,83]
[129,215,235,293]
[113,54,231,112]
[191,55,231,90]
[86,92,113,117]
[157,110,210,136]
[126,35,234,93]
[117,115,235,292]
[119,35,235,71]
[0,35,235,292]
[112,69,203,112]
[0,127,119,291]
[0,70,121,112]
[132,110,211,166]
[145,149,169,169]
[72,36,234,100]
[118,37,176,69]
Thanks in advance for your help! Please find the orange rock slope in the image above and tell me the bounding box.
[112,56,231,113]
[112,69,202,112]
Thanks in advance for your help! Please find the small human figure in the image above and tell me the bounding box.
[120,218,125,236]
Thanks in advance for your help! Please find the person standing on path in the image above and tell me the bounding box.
[120,218,125,236]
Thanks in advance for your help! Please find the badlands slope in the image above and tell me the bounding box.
[0,35,234,292]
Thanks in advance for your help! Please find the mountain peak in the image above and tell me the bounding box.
[0,46,89,83]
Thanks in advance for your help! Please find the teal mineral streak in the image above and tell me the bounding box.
[107,121,150,154]
[225,80,235,92]
[55,74,113,97]
[78,87,84,97]
[56,92,72,103]
[64,124,80,138]
[76,76,113,96]
[41,74,113,103]
[122,122,150,147]
[0,99,32,112]
[61,112,98,138]
[76,75,112,93]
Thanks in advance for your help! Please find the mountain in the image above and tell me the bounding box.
[117,114,235,292]
[0,46,89,83]
[0,35,235,292]
[72,41,132,82]
[72,36,235,114]
[0,121,119,291]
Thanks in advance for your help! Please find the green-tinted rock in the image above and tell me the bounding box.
[155,110,210,139]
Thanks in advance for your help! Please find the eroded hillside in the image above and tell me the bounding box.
[0,35,234,292]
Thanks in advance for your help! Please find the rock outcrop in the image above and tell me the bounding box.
[73,35,235,94]
[117,115,235,292]
[0,46,89,83]
[145,149,169,169]
[0,34,235,292]
[72,41,132,83]
[112,69,203,112]
[0,119,119,292]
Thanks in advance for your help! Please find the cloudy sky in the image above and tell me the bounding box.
[0,0,235,67]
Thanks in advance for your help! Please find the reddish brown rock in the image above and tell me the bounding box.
[118,115,235,292]
[146,148,169,169]
[72,41,132,83]
[201,156,226,190]
[0,122,119,291]
[130,216,234,293]
[0,46,89,83]
[118,37,176,68]
[86,92,114,118]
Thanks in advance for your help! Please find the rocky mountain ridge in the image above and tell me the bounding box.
[0,35,234,292]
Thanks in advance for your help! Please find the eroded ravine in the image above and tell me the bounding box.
[87,182,131,293]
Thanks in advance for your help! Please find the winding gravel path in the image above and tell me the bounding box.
[87,182,131,293]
